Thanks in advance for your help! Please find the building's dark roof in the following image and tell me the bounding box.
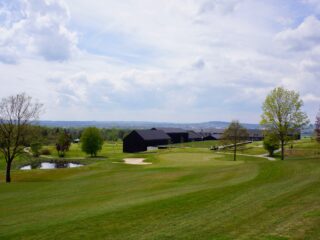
[197,132,223,140]
[247,129,264,137]
[188,131,202,139]
[152,128,188,134]
[201,128,264,138]
[135,129,171,141]
[211,133,223,139]
[201,128,225,134]
[197,132,210,137]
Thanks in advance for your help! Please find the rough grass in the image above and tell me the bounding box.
[44,142,122,158]
[221,145,267,155]
[0,140,319,239]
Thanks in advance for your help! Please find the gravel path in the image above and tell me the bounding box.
[216,151,279,161]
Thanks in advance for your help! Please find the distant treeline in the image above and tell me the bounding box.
[29,126,131,145]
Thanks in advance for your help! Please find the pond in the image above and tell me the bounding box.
[20,162,83,170]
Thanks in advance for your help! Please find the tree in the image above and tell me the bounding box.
[222,120,249,161]
[81,127,103,157]
[263,132,280,157]
[260,87,309,160]
[28,125,44,157]
[108,128,119,142]
[56,131,71,157]
[0,93,43,183]
[30,141,42,157]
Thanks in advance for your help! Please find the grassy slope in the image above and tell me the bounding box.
[171,140,268,155]
[169,140,224,148]
[43,142,122,158]
[0,141,319,239]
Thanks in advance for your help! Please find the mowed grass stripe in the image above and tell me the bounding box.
[0,141,319,239]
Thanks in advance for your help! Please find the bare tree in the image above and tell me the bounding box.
[222,120,249,161]
[0,93,43,183]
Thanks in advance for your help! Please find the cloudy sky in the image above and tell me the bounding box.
[0,0,320,123]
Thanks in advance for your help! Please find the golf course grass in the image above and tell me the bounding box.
[0,140,319,239]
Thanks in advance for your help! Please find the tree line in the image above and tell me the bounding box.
[214,87,310,161]
[0,88,319,182]
[19,125,131,158]
[27,126,130,145]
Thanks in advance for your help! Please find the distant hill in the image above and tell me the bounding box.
[37,120,262,130]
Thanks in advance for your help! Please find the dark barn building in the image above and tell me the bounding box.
[247,129,264,141]
[210,129,225,140]
[188,131,202,141]
[247,129,301,141]
[247,129,301,142]
[152,128,189,144]
[198,132,215,140]
[198,129,224,140]
[288,129,301,140]
[123,129,170,153]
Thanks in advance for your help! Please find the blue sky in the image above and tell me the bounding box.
[0,0,320,123]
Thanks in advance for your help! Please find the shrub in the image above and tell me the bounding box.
[56,131,72,157]
[41,148,51,155]
[81,127,103,157]
[263,133,280,157]
[30,142,42,157]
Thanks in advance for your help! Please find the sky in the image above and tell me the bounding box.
[0,0,320,123]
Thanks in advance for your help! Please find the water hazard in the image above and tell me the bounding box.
[20,162,83,170]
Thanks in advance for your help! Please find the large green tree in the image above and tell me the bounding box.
[0,93,43,183]
[81,127,103,157]
[260,87,309,160]
[222,120,249,161]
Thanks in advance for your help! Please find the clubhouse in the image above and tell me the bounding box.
[123,128,300,153]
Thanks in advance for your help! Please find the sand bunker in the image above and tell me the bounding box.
[123,158,151,165]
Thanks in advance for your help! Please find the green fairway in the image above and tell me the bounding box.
[0,140,319,239]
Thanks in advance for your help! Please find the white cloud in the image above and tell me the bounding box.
[199,0,241,15]
[275,16,320,52]
[303,0,320,12]
[0,0,319,122]
[0,47,19,64]
[303,93,320,102]
[0,0,77,63]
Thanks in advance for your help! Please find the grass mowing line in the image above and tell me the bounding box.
[0,153,258,239]
[6,157,316,240]
[0,165,259,239]
[215,151,277,161]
